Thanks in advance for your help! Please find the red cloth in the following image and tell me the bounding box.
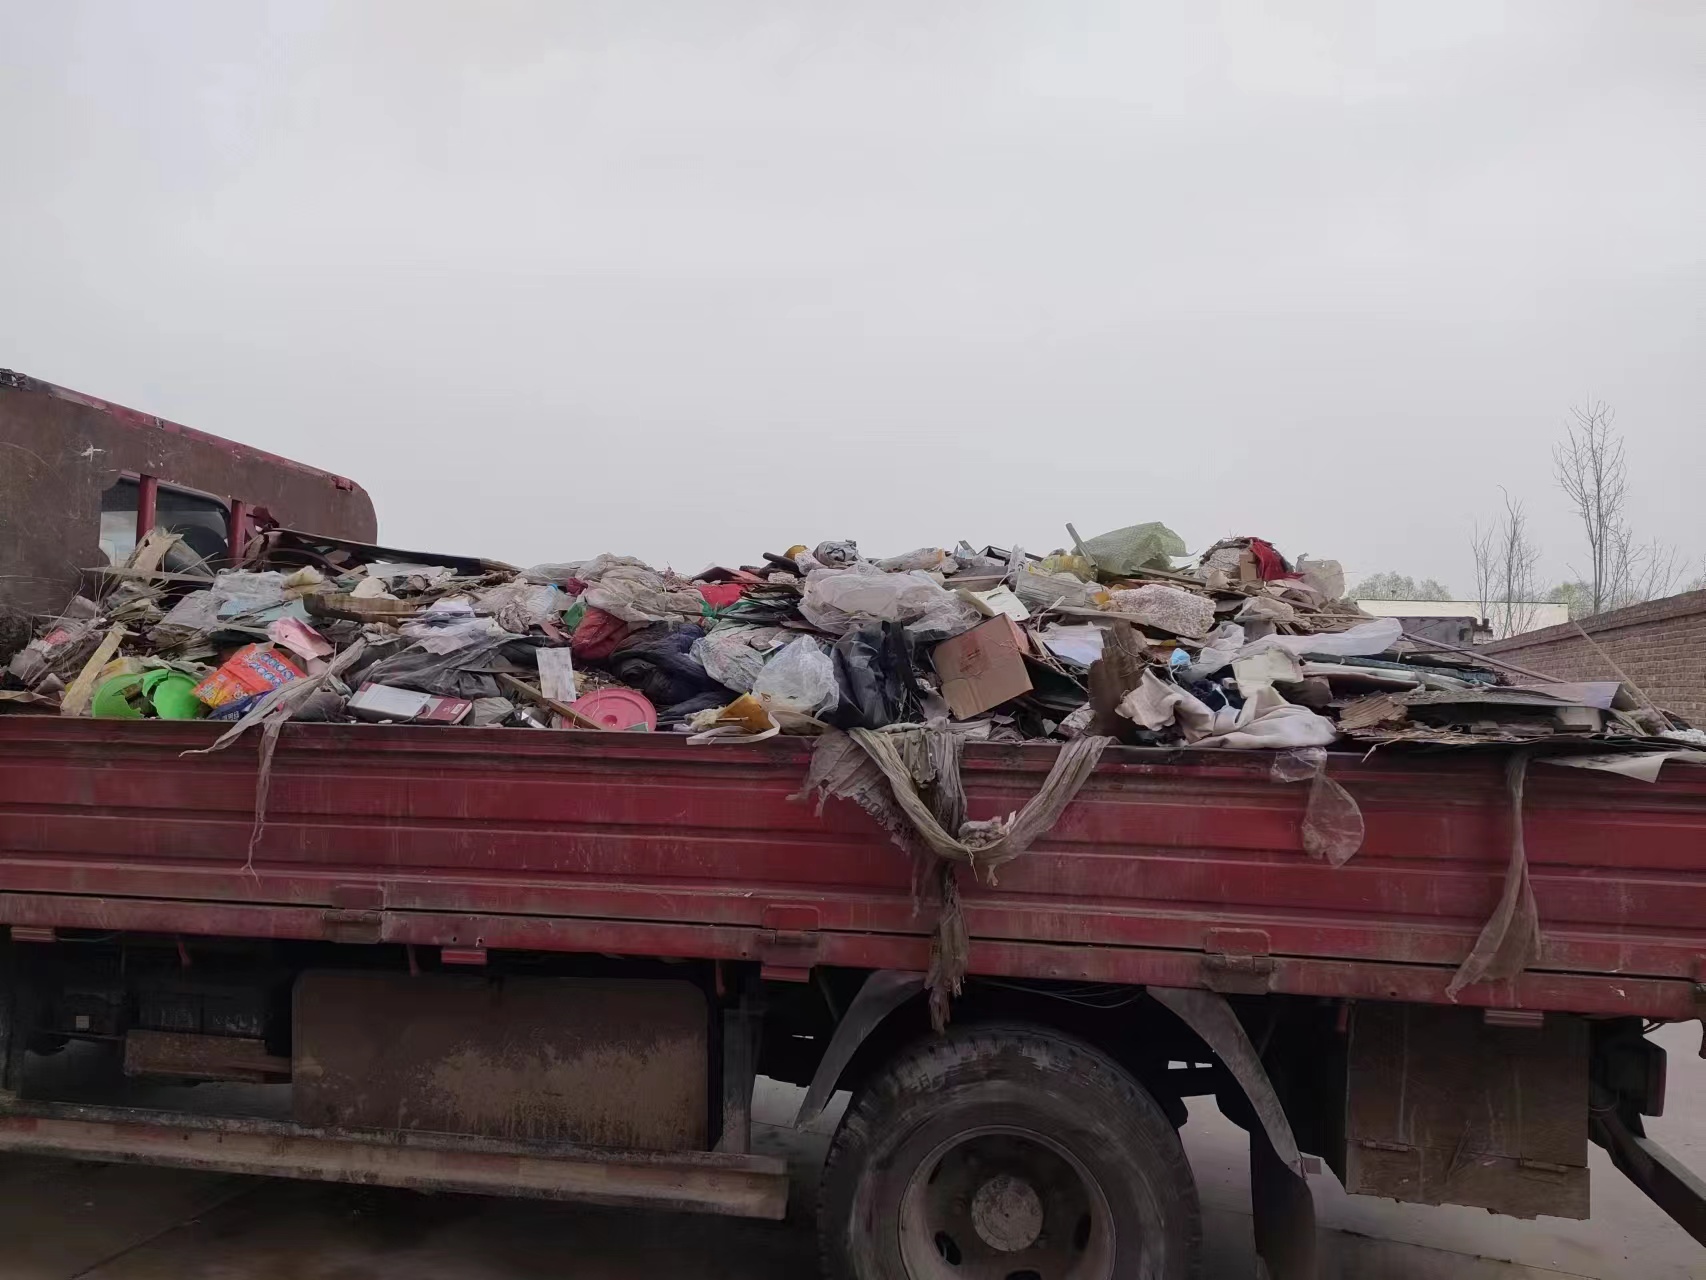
[696,583,747,609]
[570,606,637,661]
[1246,538,1298,581]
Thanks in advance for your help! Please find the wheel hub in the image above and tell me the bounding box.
[897,1126,1115,1280]
[971,1174,1044,1252]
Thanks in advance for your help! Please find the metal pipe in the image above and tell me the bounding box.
[226,498,248,565]
[135,474,158,546]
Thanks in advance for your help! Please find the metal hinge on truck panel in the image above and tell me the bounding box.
[1201,927,1275,994]
[320,911,382,945]
[321,884,384,945]
[758,905,820,982]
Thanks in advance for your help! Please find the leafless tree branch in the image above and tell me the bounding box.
[1469,489,1540,638]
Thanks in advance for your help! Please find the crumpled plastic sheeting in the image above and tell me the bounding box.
[573,554,652,582]
[875,547,958,573]
[472,580,566,632]
[362,636,517,699]
[798,562,979,639]
[1105,584,1215,638]
[1237,616,1402,661]
[399,599,514,655]
[691,627,770,693]
[210,572,290,618]
[583,565,706,624]
[1079,521,1186,575]
[1270,747,1365,866]
[751,636,839,718]
[151,590,221,642]
[1447,753,1540,998]
[1540,749,1706,783]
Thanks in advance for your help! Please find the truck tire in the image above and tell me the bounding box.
[819,1024,1201,1280]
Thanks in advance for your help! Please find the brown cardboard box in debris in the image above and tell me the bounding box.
[934,615,1034,719]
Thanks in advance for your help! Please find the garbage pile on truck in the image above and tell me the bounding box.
[10,518,1703,1022]
[1,520,1696,752]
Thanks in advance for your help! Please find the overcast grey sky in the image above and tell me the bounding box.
[2,3,1701,593]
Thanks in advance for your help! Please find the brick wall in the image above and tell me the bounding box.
[1480,589,1706,723]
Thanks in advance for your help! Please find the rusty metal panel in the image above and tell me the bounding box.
[1344,1003,1589,1218]
[292,971,708,1151]
[123,1030,291,1082]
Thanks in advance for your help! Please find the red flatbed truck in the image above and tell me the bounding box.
[2,372,1703,1279]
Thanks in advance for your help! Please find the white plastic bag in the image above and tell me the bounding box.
[1236,616,1402,661]
[751,637,839,718]
[876,547,958,573]
[799,562,978,637]
[692,628,770,693]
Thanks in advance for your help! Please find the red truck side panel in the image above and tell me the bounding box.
[1,721,1703,1019]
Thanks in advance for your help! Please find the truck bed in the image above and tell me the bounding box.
[2,719,1703,1018]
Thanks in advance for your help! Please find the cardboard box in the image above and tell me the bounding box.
[932,616,1034,719]
[193,644,305,709]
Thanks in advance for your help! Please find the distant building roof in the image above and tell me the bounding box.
[1355,599,1570,641]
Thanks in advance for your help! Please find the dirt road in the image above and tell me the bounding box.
[3,1024,1700,1280]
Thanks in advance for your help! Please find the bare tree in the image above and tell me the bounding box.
[1553,400,1626,616]
[1553,400,1691,612]
[1470,520,1497,623]
[1470,489,1542,638]
[1608,530,1683,610]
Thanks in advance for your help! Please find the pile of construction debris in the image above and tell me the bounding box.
[0,521,1692,752]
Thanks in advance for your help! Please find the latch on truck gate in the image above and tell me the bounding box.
[758,904,821,982]
[321,884,385,945]
[1201,928,1275,994]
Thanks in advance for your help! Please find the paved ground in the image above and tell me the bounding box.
[2,1022,1701,1279]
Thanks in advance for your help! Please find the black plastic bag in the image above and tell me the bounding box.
[608,623,725,708]
[828,621,919,730]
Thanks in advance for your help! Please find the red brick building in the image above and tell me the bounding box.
[1480,589,1706,724]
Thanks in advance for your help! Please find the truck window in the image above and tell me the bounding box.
[99,476,231,569]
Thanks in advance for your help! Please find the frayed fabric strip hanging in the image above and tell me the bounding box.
[795,725,1111,1027]
[1447,751,1541,998]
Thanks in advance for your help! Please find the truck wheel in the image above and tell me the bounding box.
[819,1024,1201,1280]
